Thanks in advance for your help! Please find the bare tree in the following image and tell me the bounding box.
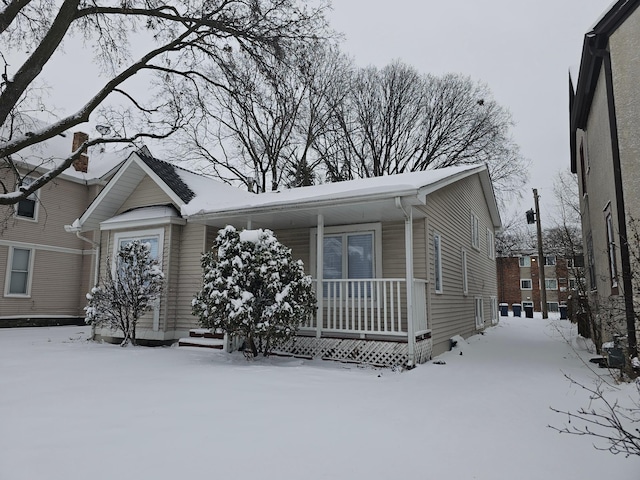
[0,0,331,204]
[316,61,528,203]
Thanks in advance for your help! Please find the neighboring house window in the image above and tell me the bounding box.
[475,297,484,328]
[471,213,480,250]
[519,256,531,267]
[586,233,596,291]
[461,249,468,296]
[569,278,577,290]
[5,247,33,296]
[605,207,618,291]
[544,255,556,266]
[522,301,534,308]
[490,296,498,325]
[567,258,575,268]
[520,279,532,290]
[547,302,559,313]
[15,177,38,221]
[434,233,443,293]
[486,229,495,260]
[544,279,558,290]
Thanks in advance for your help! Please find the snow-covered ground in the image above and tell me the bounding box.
[1,315,638,479]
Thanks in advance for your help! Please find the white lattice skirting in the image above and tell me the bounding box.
[277,336,432,367]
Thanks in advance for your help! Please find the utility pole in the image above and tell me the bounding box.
[533,189,548,319]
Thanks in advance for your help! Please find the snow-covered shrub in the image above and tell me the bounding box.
[192,226,316,357]
[85,240,164,346]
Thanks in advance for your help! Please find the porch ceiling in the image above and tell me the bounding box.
[190,195,427,230]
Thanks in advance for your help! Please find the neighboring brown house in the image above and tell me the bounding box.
[497,252,576,312]
[569,0,640,349]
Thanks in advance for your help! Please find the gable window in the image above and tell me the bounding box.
[15,177,38,221]
[519,256,531,267]
[544,255,556,266]
[486,229,495,260]
[520,279,532,290]
[5,247,33,296]
[544,279,558,290]
[471,213,480,250]
[475,297,484,329]
[461,249,468,295]
[605,206,618,292]
[434,233,443,293]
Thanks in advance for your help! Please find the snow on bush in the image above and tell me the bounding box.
[85,240,164,346]
[192,226,316,357]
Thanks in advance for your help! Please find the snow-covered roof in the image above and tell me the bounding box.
[3,116,133,183]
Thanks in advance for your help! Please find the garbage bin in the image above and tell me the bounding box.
[559,304,568,320]
[603,342,625,369]
[524,305,534,318]
[499,303,509,317]
[512,303,522,317]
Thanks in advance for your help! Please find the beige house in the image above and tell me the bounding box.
[569,0,640,353]
[0,130,128,326]
[69,154,501,366]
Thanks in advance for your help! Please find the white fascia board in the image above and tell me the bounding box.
[100,215,186,231]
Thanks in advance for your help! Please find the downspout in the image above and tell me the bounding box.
[599,48,638,361]
[396,197,416,367]
[72,229,101,340]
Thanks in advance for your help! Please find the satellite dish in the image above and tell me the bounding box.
[95,125,111,136]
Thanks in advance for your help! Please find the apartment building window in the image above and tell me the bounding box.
[519,256,531,267]
[520,279,532,290]
[471,213,480,250]
[605,206,618,292]
[15,177,38,221]
[547,302,559,313]
[5,247,33,296]
[544,255,556,266]
[544,279,558,290]
[434,233,443,293]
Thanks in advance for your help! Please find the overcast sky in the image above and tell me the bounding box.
[328,0,612,227]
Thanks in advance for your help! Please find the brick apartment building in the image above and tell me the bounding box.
[497,252,578,312]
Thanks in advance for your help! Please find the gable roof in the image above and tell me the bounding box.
[186,164,501,230]
[68,151,254,232]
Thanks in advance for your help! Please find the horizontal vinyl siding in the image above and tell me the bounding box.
[381,220,427,280]
[426,175,498,356]
[174,222,207,332]
[117,175,173,213]
[1,246,84,317]
[273,228,310,273]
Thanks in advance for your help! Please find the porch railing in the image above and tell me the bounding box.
[302,278,428,337]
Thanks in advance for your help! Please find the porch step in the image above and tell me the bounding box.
[178,337,225,349]
[178,329,225,349]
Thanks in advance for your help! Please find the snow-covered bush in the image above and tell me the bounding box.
[85,240,164,346]
[192,226,316,357]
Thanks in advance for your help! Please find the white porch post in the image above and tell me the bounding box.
[404,206,416,366]
[246,219,252,229]
[316,214,324,339]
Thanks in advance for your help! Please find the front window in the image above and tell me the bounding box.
[15,177,38,220]
[519,256,531,267]
[323,232,374,296]
[520,279,532,290]
[113,229,163,269]
[6,247,33,296]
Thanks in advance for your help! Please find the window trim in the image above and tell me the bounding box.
[520,278,532,290]
[475,296,484,329]
[4,246,35,297]
[471,213,480,250]
[486,228,495,260]
[310,223,382,280]
[14,176,39,222]
[434,232,443,294]
[461,248,468,296]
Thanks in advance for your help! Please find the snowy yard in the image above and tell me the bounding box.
[1,316,638,480]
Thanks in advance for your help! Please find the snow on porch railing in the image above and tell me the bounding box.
[302,278,428,336]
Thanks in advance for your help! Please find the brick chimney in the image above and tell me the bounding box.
[72,131,89,173]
